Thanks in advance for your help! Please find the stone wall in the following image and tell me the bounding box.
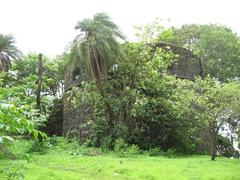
[43,99,63,136]
[62,59,91,140]
[64,59,89,92]
[156,42,203,79]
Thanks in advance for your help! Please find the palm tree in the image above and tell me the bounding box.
[0,34,21,72]
[71,13,125,145]
[72,12,125,81]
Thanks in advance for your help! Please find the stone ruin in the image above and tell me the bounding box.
[60,43,203,139]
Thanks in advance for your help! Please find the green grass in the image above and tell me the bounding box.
[0,138,239,180]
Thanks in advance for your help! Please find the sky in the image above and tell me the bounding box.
[1,0,240,57]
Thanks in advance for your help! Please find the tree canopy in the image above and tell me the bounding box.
[166,24,240,81]
[72,13,125,81]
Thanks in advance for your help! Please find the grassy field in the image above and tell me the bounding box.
[0,138,239,180]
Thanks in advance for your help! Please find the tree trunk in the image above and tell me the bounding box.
[211,133,217,161]
[36,53,43,112]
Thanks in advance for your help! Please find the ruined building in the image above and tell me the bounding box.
[61,43,203,139]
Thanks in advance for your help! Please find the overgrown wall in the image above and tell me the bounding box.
[62,43,203,141]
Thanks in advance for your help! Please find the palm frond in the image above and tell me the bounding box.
[0,34,22,72]
[69,13,125,81]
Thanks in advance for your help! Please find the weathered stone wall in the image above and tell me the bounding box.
[62,60,91,140]
[43,99,63,136]
[64,60,89,91]
[62,95,93,140]
[156,42,203,79]
[62,98,82,137]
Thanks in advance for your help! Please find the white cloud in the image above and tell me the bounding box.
[1,0,239,57]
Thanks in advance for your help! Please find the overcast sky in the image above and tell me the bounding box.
[1,0,240,57]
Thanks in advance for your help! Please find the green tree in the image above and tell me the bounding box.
[13,53,65,97]
[0,74,46,148]
[1,53,64,130]
[0,34,21,72]
[176,78,240,160]
[72,12,125,81]
[168,24,240,81]
[70,13,125,144]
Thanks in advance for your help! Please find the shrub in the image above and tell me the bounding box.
[148,147,177,157]
[125,144,140,155]
[114,138,128,153]
[114,138,140,157]
[1,162,25,180]
[217,135,235,157]
[165,148,177,157]
[148,147,163,156]
[101,136,115,150]
[27,139,51,155]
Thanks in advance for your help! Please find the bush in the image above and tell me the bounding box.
[125,144,140,155]
[165,148,177,157]
[0,146,16,159]
[1,162,25,180]
[114,138,140,157]
[217,135,235,157]
[101,136,115,150]
[48,136,59,146]
[27,139,51,155]
[114,138,128,152]
[148,147,177,157]
[148,147,163,156]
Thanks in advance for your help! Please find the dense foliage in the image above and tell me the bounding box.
[0,53,65,154]
[68,42,240,158]
[65,17,240,160]
[165,24,240,81]
[0,72,45,147]
[1,14,240,162]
